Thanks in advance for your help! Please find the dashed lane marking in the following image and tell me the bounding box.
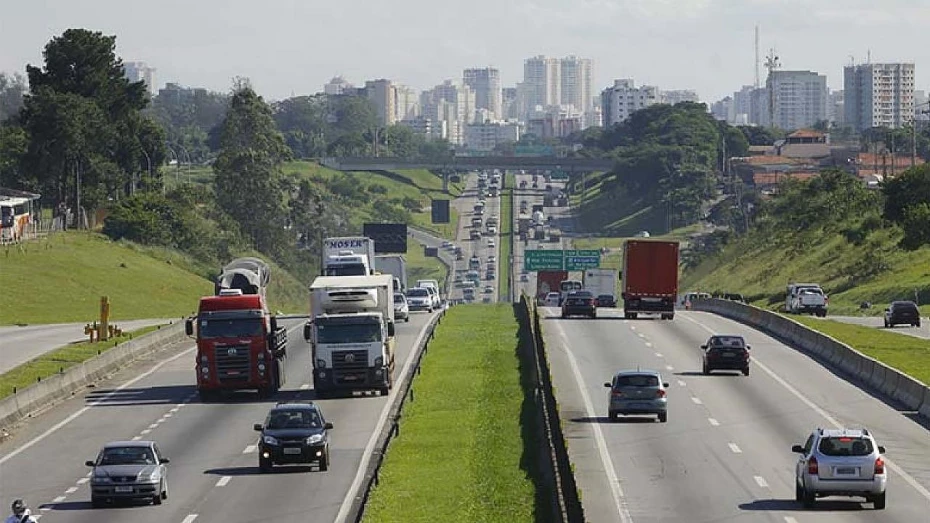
[691,397,703,405]
[65,487,78,494]
[728,443,742,454]
[243,444,256,454]
[216,476,232,487]
[708,418,720,426]
[754,476,769,488]
[677,380,686,387]
[181,516,198,523]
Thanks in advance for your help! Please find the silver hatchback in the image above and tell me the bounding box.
[604,370,669,423]
[86,440,170,507]
[792,428,887,509]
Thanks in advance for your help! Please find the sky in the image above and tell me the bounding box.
[2,0,930,103]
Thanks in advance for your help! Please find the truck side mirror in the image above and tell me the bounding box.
[270,316,278,332]
[304,322,312,342]
[388,322,395,337]
[185,318,193,337]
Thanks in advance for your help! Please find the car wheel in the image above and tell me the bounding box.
[742,367,750,377]
[801,485,816,508]
[380,386,390,396]
[589,312,596,319]
[405,317,410,323]
[91,496,103,509]
[259,456,273,473]
[608,411,616,421]
[795,482,803,502]
[702,363,710,375]
[161,479,168,500]
[152,482,163,505]
[873,491,886,510]
[658,412,668,423]
[319,448,330,472]
[884,321,890,328]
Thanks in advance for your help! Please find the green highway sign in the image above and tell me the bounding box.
[524,249,601,271]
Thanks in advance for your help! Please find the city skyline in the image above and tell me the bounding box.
[1,0,929,103]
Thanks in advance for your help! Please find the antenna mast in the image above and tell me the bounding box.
[764,48,781,128]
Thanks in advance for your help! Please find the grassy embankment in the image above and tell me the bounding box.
[362,304,550,523]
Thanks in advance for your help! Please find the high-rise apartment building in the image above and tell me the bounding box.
[659,90,700,106]
[463,67,502,120]
[560,56,594,112]
[501,87,519,120]
[394,85,420,122]
[766,70,827,130]
[365,79,396,126]
[324,76,355,95]
[732,86,754,124]
[600,79,658,126]
[844,63,915,131]
[123,61,156,95]
[523,56,561,113]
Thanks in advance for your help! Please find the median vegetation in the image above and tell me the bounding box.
[362,304,550,522]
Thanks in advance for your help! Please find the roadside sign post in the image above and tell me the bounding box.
[524,249,600,271]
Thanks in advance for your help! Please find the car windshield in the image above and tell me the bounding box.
[407,288,428,297]
[819,436,873,456]
[709,336,746,348]
[266,410,322,430]
[892,302,917,311]
[393,294,405,303]
[615,374,659,388]
[316,322,381,343]
[99,446,156,465]
[199,318,263,338]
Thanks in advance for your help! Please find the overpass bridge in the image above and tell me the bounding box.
[320,156,615,173]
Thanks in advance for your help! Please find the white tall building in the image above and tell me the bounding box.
[394,85,420,122]
[523,56,561,115]
[659,89,699,106]
[324,76,355,95]
[560,56,594,112]
[420,80,476,145]
[463,67,502,120]
[123,61,156,95]
[844,63,915,131]
[766,70,828,130]
[600,79,658,126]
[732,85,755,124]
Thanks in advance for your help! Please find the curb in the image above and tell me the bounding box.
[692,299,930,418]
[0,321,187,434]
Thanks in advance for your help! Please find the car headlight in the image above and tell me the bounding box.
[305,434,324,445]
[140,471,161,483]
[315,359,327,369]
[93,474,112,483]
[263,435,279,446]
[374,356,383,367]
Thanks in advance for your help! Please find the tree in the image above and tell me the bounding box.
[213,81,293,256]
[0,72,27,122]
[0,124,27,188]
[737,125,781,146]
[150,86,228,162]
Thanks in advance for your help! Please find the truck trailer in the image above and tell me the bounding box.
[621,240,679,320]
[187,257,287,400]
[304,274,396,397]
[374,254,407,293]
[322,236,376,276]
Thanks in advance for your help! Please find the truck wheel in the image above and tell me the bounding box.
[198,390,215,402]
[316,389,330,400]
[658,412,668,423]
[91,496,103,509]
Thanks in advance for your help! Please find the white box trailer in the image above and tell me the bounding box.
[304,274,396,396]
[374,254,407,292]
[322,236,376,276]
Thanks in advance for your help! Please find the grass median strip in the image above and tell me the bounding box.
[0,325,162,401]
[788,316,930,385]
[362,304,547,523]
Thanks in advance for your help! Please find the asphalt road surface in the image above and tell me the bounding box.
[814,315,930,340]
[449,172,502,304]
[538,307,930,523]
[0,319,176,375]
[0,313,437,523]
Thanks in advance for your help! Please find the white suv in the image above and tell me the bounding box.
[792,428,887,509]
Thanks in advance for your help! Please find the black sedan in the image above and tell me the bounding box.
[254,402,333,472]
[561,291,596,319]
[701,335,751,376]
[595,294,617,308]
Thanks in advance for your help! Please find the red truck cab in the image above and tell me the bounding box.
[186,291,287,400]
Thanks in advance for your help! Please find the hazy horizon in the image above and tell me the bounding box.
[2,0,928,102]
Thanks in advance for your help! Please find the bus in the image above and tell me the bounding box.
[0,194,38,243]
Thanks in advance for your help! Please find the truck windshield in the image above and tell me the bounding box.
[199,318,264,338]
[325,264,367,276]
[317,322,382,343]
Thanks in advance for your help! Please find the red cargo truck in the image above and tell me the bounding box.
[536,270,569,304]
[621,240,679,320]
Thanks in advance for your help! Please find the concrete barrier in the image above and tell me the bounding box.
[0,321,186,432]
[692,299,930,419]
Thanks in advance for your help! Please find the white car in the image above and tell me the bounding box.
[393,292,410,322]
[544,292,561,307]
[405,288,433,312]
[422,285,441,309]
[487,239,496,248]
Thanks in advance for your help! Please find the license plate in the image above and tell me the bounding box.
[114,486,133,493]
[343,375,357,381]
[723,352,735,358]
[835,467,857,475]
[283,447,302,455]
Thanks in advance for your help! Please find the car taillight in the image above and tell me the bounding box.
[808,456,819,475]
[874,457,885,474]
[743,351,751,360]
[656,389,666,398]
[611,391,624,397]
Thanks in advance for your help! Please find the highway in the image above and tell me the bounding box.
[449,172,503,304]
[0,319,174,375]
[0,313,437,523]
[813,315,930,340]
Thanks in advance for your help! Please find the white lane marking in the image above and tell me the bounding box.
[728,443,742,454]
[243,444,256,454]
[215,476,232,487]
[52,496,65,503]
[65,486,78,494]
[148,423,159,429]
[637,333,645,338]
[170,407,180,412]
[644,342,653,348]
[132,436,142,441]
[681,313,930,502]
[708,418,720,426]
[32,516,41,521]
[76,478,89,485]
[691,397,703,405]
[140,429,151,435]
[300,384,311,390]
[181,516,198,523]
[163,412,173,418]
[665,365,674,371]
[784,517,798,523]
[335,314,514,523]
[630,326,636,330]
[0,346,196,465]
[677,380,686,387]
[40,506,51,512]
[754,475,769,488]
[654,352,663,358]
